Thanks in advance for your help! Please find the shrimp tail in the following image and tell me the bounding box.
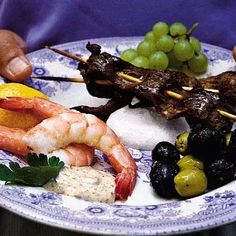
[0,97,68,119]
[115,168,137,200]
[0,97,34,111]
[0,125,30,158]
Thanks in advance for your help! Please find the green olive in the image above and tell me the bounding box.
[175,131,189,155]
[174,168,207,197]
[177,155,204,170]
[226,133,232,146]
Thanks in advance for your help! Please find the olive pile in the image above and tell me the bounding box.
[149,127,236,199]
[150,142,180,198]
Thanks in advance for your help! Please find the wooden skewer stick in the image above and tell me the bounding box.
[46,46,141,83]
[116,72,141,83]
[31,75,84,83]
[46,46,186,100]
[45,46,87,64]
[204,88,220,93]
[217,110,236,121]
[116,75,220,94]
[166,93,236,120]
[182,86,219,93]
[46,47,236,119]
[46,46,221,93]
[165,94,236,120]
[165,90,184,100]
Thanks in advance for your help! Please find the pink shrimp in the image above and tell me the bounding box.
[0,97,137,200]
[0,124,94,166]
[49,143,94,167]
[0,98,94,166]
[0,125,30,158]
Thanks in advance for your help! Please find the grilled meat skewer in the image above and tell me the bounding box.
[201,71,236,105]
[47,43,236,132]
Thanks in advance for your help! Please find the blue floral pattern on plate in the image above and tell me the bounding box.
[0,37,235,235]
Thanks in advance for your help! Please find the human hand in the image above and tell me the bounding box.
[233,45,236,61]
[0,30,32,82]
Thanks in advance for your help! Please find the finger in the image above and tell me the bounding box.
[0,30,32,82]
[12,32,27,53]
[233,45,236,61]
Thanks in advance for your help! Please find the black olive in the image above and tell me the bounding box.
[188,127,226,162]
[228,129,236,158]
[152,141,180,164]
[205,156,236,189]
[149,161,179,198]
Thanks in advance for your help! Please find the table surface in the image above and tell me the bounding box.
[0,207,235,236]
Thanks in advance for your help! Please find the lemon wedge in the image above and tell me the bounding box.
[0,83,47,128]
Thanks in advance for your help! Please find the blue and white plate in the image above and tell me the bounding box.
[0,37,236,235]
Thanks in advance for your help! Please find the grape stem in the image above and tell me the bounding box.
[172,22,199,40]
[186,23,199,36]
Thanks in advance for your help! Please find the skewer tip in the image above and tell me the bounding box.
[166,90,184,100]
[218,109,236,121]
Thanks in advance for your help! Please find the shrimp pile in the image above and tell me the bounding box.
[0,97,137,200]
[0,98,94,166]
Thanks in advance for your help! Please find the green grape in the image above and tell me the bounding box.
[167,50,183,68]
[149,51,169,70]
[152,22,169,38]
[156,35,174,52]
[169,22,187,36]
[144,31,156,42]
[131,56,149,68]
[189,36,201,53]
[137,40,156,57]
[188,52,208,73]
[120,49,138,62]
[173,39,194,61]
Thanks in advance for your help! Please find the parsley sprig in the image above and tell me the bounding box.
[0,153,64,186]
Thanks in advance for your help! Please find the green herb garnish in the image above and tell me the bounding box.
[0,153,64,186]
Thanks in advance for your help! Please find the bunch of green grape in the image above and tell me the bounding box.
[120,22,208,74]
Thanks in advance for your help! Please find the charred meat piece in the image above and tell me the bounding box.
[72,91,133,121]
[168,70,201,88]
[78,43,119,98]
[128,70,202,119]
[183,89,221,120]
[76,43,136,119]
[183,89,234,132]
[76,43,235,130]
[79,43,202,98]
[128,70,197,117]
[201,71,236,104]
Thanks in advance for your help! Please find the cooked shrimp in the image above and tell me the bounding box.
[0,97,137,200]
[0,124,94,166]
[0,98,94,166]
[0,97,69,119]
[0,125,30,157]
[49,143,94,167]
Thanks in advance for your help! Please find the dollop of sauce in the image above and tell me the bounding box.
[44,166,115,203]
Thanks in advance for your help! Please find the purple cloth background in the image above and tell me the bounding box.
[0,0,235,52]
[0,1,236,236]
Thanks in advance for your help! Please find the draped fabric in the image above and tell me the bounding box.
[0,0,235,51]
[0,1,236,235]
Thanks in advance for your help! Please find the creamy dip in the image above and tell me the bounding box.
[44,166,116,203]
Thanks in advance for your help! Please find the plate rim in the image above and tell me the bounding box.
[0,36,236,235]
